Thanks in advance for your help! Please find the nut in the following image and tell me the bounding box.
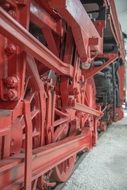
[5,44,16,56]
[6,89,18,101]
[5,76,18,88]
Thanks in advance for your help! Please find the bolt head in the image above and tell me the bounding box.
[5,76,18,88]
[2,3,11,11]
[16,0,26,5]
[6,89,18,101]
[5,44,16,56]
[8,10,16,18]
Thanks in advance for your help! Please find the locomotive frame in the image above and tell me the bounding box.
[0,0,125,189]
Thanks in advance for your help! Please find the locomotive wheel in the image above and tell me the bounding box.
[83,78,97,146]
[23,77,42,149]
[51,123,76,182]
[23,60,46,149]
[10,78,42,154]
[80,78,96,130]
[51,78,96,183]
[10,60,46,155]
[84,78,96,108]
[52,156,76,182]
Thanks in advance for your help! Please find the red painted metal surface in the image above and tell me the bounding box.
[83,53,118,79]
[49,0,103,62]
[104,0,125,60]
[30,1,63,36]
[0,0,125,189]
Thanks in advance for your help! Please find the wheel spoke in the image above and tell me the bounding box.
[24,76,31,97]
[31,109,40,119]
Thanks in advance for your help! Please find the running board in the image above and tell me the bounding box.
[73,102,102,117]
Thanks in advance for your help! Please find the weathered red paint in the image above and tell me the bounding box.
[0,0,125,189]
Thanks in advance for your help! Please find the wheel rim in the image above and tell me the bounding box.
[10,63,46,154]
[51,122,76,182]
[52,156,76,182]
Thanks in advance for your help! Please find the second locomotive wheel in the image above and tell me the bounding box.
[51,122,76,183]
[52,155,76,182]
[51,78,97,183]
